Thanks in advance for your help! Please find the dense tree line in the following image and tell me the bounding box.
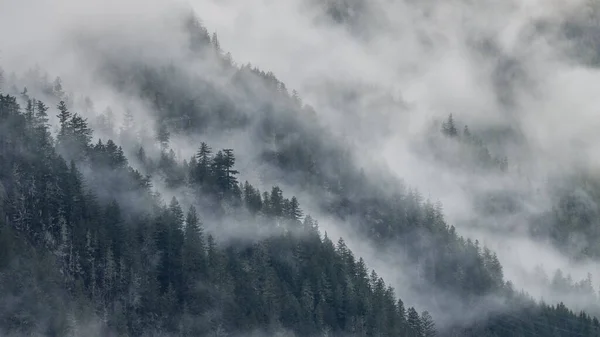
[2,83,600,336]
[0,93,441,336]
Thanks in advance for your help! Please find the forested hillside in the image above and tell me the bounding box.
[420,112,600,319]
[5,0,600,335]
[2,7,600,335]
[429,112,600,263]
[0,91,438,336]
[2,86,600,337]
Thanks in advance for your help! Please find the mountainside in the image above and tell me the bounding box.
[3,1,600,336]
[0,91,435,336]
[2,86,600,336]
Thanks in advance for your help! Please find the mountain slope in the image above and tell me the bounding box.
[1,16,600,336]
[0,92,438,336]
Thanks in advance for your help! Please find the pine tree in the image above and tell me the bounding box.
[407,307,422,337]
[182,206,206,315]
[35,101,49,127]
[421,310,436,337]
[70,113,92,147]
[288,196,303,221]
[269,186,284,217]
[397,298,407,334]
[169,197,184,228]
[57,100,71,134]
[441,114,458,137]
[194,142,213,185]
[222,149,239,192]
[211,32,221,53]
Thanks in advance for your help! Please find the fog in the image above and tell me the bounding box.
[197,0,600,303]
[4,0,600,330]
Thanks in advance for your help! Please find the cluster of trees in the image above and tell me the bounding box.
[434,114,509,173]
[529,175,600,260]
[0,93,441,336]
[435,113,600,263]
[433,113,600,318]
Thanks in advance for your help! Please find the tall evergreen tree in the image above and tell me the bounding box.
[57,100,71,133]
[421,310,436,337]
[442,113,458,137]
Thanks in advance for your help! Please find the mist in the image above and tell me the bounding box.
[196,0,600,301]
[4,0,600,332]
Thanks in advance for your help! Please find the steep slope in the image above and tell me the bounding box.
[0,93,437,336]
[86,12,510,312]
[2,83,600,336]
[2,9,600,336]
[310,0,600,312]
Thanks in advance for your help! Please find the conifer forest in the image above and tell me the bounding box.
[3,0,600,336]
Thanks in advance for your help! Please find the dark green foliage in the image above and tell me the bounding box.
[0,92,440,336]
[2,90,600,336]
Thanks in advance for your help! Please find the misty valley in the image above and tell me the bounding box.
[3,0,600,336]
